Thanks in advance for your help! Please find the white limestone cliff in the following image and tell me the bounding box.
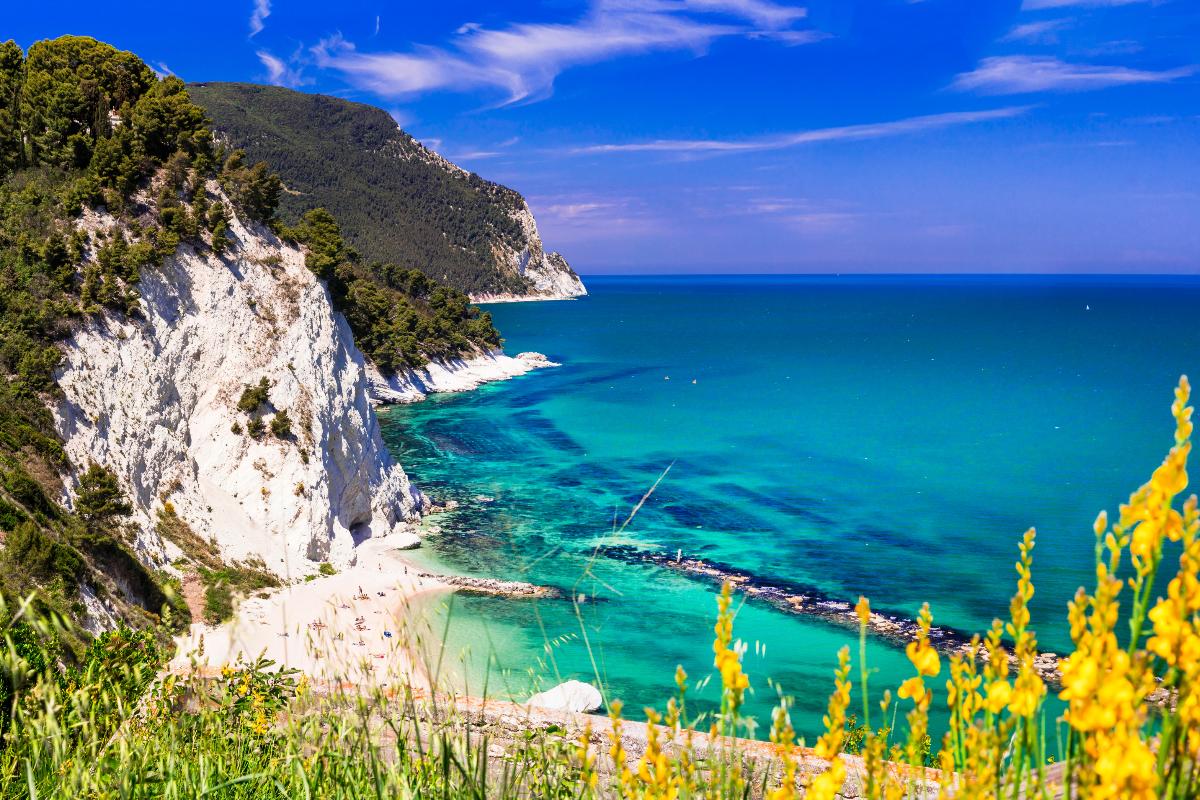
[53,194,426,580]
[364,350,557,405]
[471,200,587,303]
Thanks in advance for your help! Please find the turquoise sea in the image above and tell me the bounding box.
[377,275,1200,743]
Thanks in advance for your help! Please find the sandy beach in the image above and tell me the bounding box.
[171,537,452,689]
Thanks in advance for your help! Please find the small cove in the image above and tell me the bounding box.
[378,274,1200,741]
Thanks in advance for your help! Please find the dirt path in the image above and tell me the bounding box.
[181,571,207,623]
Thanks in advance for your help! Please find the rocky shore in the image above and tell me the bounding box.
[415,572,562,600]
[601,545,1065,687]
[365,350,558,405]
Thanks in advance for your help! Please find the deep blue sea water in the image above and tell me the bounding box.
[377,275,1200,743]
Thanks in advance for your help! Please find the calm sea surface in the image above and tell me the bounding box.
[377,275,1200,742]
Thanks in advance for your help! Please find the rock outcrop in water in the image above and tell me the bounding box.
[602,545,1067,687]
[416,572,561,599]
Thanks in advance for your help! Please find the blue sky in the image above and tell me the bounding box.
[9,1,1199,273]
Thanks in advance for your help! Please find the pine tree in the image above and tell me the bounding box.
[75,462,132,524]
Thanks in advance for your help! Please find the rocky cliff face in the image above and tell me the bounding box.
[472,200,588,303]
[53,189,426,580]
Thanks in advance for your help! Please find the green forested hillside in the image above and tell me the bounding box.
[0,37,498,644]
[188,83,538,296]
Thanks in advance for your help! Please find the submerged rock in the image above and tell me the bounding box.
[601,545,1071,687]
[417,573,561,599]
[526,680,603,713]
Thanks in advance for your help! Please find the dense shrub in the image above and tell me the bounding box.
[237,377,271,413]
[3,521,83,588]
[269,409,292,439]
[75,462,132,525]
[287,209,501,372]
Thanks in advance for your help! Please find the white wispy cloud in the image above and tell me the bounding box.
[682,0,807,27]
[568,107,1029,155]
[249,0,271,37]
[1022,0,1149,8]
[731,196,863,231]
[953,56,1196,94]
[447,135,523,162]
[449,150,503,160]
[311,0,815,104]
[1001,19,1070,43]
[532,194,663,235]
[542,201,621,219]
[257,50,307,88]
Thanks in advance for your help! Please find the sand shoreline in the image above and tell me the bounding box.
[171,536,454,689]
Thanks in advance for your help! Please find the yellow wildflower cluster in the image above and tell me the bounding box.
[575,723,599,792]
[805,646,852,800]
[898,604,940,707]
[765,693,797,800]
[712,581,749,717]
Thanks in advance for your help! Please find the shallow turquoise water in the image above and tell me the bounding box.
[377,275,1200,743]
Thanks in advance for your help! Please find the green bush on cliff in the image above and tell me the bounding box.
[237,377,271,413]
[287,208,501,372]
[269,409,292,439]
[75,462,133,526]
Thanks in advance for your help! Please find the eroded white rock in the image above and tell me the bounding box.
[365,349,559,405]
[526,680,603,713]
[468,200,586,303]
[54,188,426,580]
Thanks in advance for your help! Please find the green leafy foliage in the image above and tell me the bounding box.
[188,82,538,296]
[198,564,279,624]
[3,521,83,588]
[0,597,164,741]
[217,149,280,223]
[236,377,271,413]
[74,462,132,525]
[287,209,501,372]
[269,409,292,439]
